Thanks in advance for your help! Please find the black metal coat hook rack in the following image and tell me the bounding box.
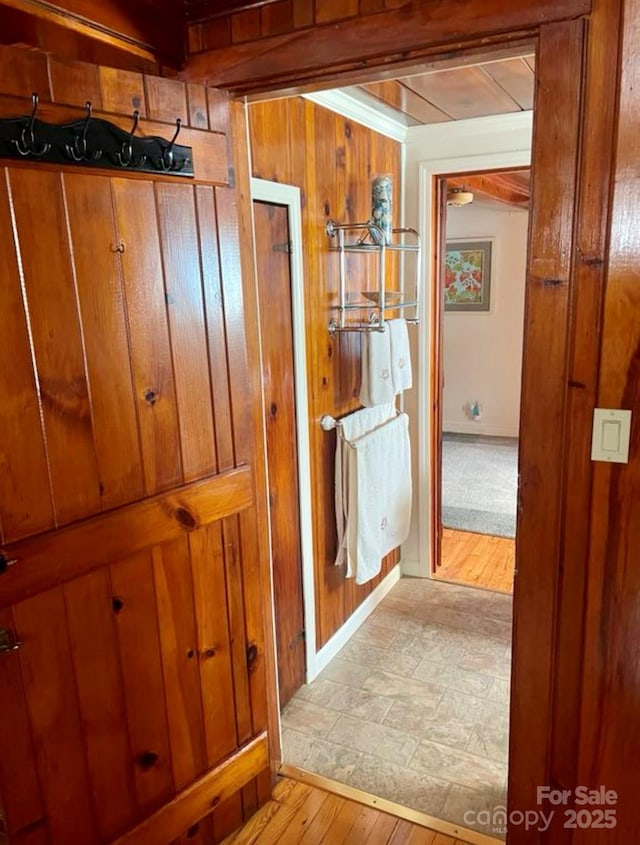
[0,93,194,178]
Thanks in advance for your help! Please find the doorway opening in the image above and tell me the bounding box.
[248,43,539,843]
[434,169,530,595]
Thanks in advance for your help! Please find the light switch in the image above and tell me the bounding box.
[601,420,621,453]
[591,409,632,464]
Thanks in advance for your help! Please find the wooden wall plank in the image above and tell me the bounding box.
[211,793,244,842]
[63,172,144,511]
[64,569,137,841]
[0,607,44,835]
[13,588,98,845]
[47,56,102,108]
[0,170,53,543]
[237,511,269,735]
[8,168,101,526]
[99,66,147,117]
[222,516,253,745]
[111,550,174,814]
[153,537,207,791]
[508,18,585,834]
[187,84,210,129]
[145,76,189,124]
[189,524,238,768]
[156,182,217,483]
[0,44,51,100]
[207,88,231,136]
[112,177,183,495]
[338,114,364,617]
[214,184,254,464]
[0,467,254,610]
[196,185,236,473]
[248,99,292,183]
[310,102,347,646]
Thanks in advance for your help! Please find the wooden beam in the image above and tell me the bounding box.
[183,0,590,93]
[0,466,254,608]
[110,734,269,845]
[448,173,530,208]
[508,17,585,838]
[0,0,184,65]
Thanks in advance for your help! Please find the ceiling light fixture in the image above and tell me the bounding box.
[447,188,474,206]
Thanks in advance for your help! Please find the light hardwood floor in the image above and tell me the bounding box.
[435,529,515,594]
[222,777,473,845]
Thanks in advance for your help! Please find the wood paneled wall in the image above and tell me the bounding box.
[187,0,388,52]
[249,98,400,650]
[0,46,274,845]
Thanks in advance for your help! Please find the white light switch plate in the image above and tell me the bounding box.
[591,408,632,464]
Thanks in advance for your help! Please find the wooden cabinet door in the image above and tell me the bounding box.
[0,167,268,845]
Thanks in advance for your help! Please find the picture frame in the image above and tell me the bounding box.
[444,239,493,312]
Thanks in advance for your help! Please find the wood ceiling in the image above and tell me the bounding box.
[448,170,531,211]
[349,55,535,126]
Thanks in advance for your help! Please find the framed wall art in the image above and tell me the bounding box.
[444,240,493,312]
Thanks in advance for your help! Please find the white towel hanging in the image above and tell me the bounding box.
[334,403,396,573]
[359,327,395,407]
[388,318,413,394]
[346,413,412,584]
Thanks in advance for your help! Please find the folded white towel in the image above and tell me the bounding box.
[346,413,412,585]
[388,318,412,394]
[359,327,394,407]
[334,403,396,573]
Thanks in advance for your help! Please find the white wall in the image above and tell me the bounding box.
[401,112,532,576]
[443,206,528,438]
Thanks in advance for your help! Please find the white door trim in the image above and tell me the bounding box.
[403,115,532,578]
[250,178,319,689]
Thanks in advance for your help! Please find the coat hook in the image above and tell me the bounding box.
[154,118,183,172]
[66,101,102,162]
[110,241,125,253]
[12,93,51,157]
[115,110,145,167]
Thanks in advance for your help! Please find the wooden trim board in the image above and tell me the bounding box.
[0,466,254,608]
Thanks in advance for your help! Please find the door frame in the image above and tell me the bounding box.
[250,178,318,695]
[226,5,618,834]
[418,144,532,577]
[401,112,533,577]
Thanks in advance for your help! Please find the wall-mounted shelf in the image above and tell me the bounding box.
[326,219,421,334]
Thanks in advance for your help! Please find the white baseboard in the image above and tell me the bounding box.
[400,558,428,578]
[443,421,519,438]
[308,564,401,682]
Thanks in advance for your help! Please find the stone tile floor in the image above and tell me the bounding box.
[281,576,512,839]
